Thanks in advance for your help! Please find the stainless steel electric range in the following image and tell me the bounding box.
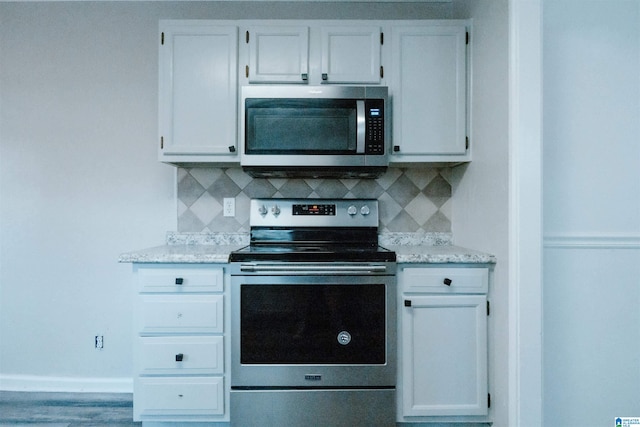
[229,199,396,427]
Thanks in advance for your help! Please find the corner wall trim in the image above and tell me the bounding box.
[0,374,133,393]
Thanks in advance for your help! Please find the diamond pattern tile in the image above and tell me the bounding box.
[276,179,313,198]
[350,180,385,199]
[386,174,421,207]
[207,174,242,202]
[177,173,205,207]
[313,179,350,199]
[177,167,454,233]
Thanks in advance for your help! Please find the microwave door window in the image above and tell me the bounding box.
[245,100,357,154]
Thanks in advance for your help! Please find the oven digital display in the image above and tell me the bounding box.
[292,204,336,216]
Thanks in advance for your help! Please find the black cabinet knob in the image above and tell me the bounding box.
[322,73,328,81]
[175,278,184,285]
[175,353,184,362]
[228,145,236,153]
[393,145,400,152]
[404,300,412,307]
[443,278,452,286]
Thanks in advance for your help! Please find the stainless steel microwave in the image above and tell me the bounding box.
[240,85,389,178]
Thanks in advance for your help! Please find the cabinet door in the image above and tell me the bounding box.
[401,294,488,417]
[320,26,382,84]
[246,26,309,83]
[391,24,468,161]
[159,23,238,160]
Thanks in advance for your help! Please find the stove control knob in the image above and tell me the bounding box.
[271,205,281,217]
[360,205,370,216]
[347,205,358,216]
[258,205,268,216]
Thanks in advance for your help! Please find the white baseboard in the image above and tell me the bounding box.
[0,374,133,393]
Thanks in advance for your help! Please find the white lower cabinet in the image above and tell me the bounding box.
[398,265,490,423]
[133,264,228,424]
[136,376,225,418]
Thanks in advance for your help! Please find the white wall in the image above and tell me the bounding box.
[451,2,510,427]
[543,1,640,424]
[0,2,176,391]
[0,0,455,392]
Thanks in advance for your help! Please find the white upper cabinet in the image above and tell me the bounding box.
[158,21,239,163]
[245,26,309,84]
[320,26,382,84]
[242,23,383,85]
[157,20,471,165]
[390,22,469,163]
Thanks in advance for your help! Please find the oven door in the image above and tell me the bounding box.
[231,264,396,388]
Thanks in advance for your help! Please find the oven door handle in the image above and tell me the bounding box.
[239,264,388,274]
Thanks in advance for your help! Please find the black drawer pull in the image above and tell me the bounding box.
[175,278,184,285]
[175,353,184,362]
[443,278,452,286]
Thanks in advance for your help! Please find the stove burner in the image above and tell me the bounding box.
[230,198,396,263]
[229,243,396,263]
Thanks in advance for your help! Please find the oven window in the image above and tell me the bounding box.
[240,284,386,364]
[245,99,357,154]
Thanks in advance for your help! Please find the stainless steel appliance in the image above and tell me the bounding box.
[240,86,389,178]
[230,199,396,427]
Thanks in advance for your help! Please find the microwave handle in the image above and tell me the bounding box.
[356,100,366,154]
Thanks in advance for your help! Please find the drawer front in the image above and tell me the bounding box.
[401,267,488,294]
[139,294,223,334]
[135,376,224,419]
[139,336,223,375]
[138,266,223,293]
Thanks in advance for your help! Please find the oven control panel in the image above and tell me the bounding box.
[293,204,336,216]
[250,199,378,228]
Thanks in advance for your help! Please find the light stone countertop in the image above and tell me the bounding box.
[118,232,496,264]
[386,243,496,264]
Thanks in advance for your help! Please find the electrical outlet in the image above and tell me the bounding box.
[223,198,235,217]
[95,335,103,349]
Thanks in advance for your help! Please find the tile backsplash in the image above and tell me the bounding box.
[177,167,452,233]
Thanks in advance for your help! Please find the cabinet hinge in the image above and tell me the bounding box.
[466,136,469,150]
[246,30,249,44]
[466,31,470,45]
[488,393,491,408]
[380,32,384,45]
[380,66,384,79]
[161,32,164,45]
[487,300,490,316]
[160,136,164,150]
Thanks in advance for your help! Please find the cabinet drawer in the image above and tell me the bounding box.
[139,336,223,375]
[135,376,224,419]
[139,294,223,334]
[401,267,488,294]
[138,266,223,293]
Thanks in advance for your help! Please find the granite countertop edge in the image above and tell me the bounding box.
[118,232,496,264]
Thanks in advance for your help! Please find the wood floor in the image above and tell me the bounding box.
[0,391,141,426]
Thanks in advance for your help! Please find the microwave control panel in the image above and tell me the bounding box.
[365,99,385,154]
